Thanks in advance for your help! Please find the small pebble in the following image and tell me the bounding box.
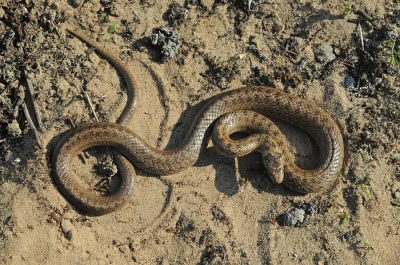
[0,7,5,19]
[292,37,305,48]
[61,219,74,240]
[167,3,188,26]
[344,75,355,90]
[48,89,56,97]
[151,28,180,62]
[82,60,92,69]
[96,156,118,177]
[3,230,13,239]
[333,46,341,56]
[385,30,399,39]
[371,77,382,85]
[301,202,318,215]
[46,97,54,104]
[278,208,305,226]
[314,44,336,63]
[63,211,76,220]
[119,244,130,254]
[12,157,21,165]
[7,120,21,137]
[288,252,298,261]
[302,45,314,62]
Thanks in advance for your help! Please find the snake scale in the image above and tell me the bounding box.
[53,29,344,215]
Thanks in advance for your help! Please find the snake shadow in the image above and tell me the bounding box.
[195,147,295,197]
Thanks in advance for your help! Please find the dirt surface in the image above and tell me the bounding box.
[1,0,400,264]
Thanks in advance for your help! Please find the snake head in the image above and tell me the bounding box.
[262,151,285,184]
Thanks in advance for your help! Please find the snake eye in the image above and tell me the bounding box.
[262,153,284,184]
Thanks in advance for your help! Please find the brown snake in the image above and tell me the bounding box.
[53,29,344,215]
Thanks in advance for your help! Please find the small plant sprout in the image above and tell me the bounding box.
[108,23,120,33]
[361,184,372,199]
[343,2,352,16]
[386,40,400,67]
[340,212,349,225]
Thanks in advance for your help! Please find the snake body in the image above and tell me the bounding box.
[53,30,344,215]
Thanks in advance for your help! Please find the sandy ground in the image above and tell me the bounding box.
[1,0,399,264]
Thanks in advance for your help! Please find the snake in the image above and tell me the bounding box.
[53,29,344,215]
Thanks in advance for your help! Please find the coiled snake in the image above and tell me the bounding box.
[53,29,344,215]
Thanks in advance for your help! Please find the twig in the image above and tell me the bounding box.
[81,88,99,122]
[21,101,44,149]
[10,74,44,149]
[67,117,76,128]
[358,24,364,50]
[24,69,42,129]
[247,0,254,12]
[0,94,12,112]
[356,9,380,28]
[12,97,23,119]
[278,44,298,56]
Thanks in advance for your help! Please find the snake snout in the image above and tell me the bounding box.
[262,151,285,184]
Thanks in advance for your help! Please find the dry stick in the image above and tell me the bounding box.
[278,43,298,56]
[21,101,44,149]
[12,97,23,119]
[67,117,76,128]
[24,69,42,129]
[81,88,99,122]
[356,9,380,28]
[20,70,43,149]
[358,24,365,50]
[247,0,253,11]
